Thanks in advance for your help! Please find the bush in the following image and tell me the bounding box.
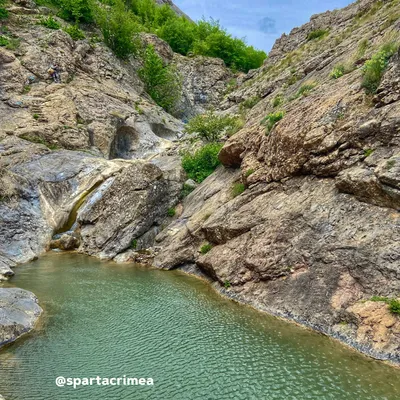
[389,299,400,315]
[39,16,61,29]
[0,35,8,46]
[64,24,85,40]
[139,45,182,113]
[167,208,176,217]
[240,96,260,111]
[181,143,223,183]
[362,41,399,94]
[185,110,241,142]
[95,0,141,59]
[261,111,284,134]
[0,8,8,20]
[232,183,245,198]
[245,169,254,177]
[272,95,283,108]
[290,82,317,100]
[330,64,345,79]
[200,243,212,254]
[58,0,93,23]
[130,3,266,73]
[307,29,329,41]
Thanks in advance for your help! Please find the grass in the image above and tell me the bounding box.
[364,149,374,157]
[200,243,212,254]
[130,239,137,249]
[370,296,400,315]
[63,24,85,40]
[289,82,317,101]
[167,208,176,217]
[261,111,284,134]
[272,95,283,108]
[245,169,254,177]
[362,41,400,94]
[20,134,58,150]
[307,29,329,41]
[22,85,31,94]
[0,7,8,20]
[224,280,231,289]
[330,64,346,79]
[39,16,61,30]
[232,183,245,198]
[240,96,260,111]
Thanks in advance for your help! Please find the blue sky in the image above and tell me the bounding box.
[174,0,353,52]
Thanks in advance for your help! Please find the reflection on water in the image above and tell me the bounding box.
[1,252,400,400]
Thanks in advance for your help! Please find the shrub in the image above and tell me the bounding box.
[64,24,85,40]
[370,295,389,302]
[0,8,8,21]
[364,148,374,157]
[307,29,329,41]
[95,0,141,59]
[330,64,345,79]
[362,41,399,94]
[389,299,400,315]
[261,111,284,134]
[224,280,231,288]
[0,35,8,46]
[297,82,316,97]
[181,143,223,183]
[139,45,182,113]
[167,208,176,217]
[272,95,283,108]
[185,110,241,142]
[131,239,138,249]
[232,183,245,198]
[200,243,212,254]
[33,113,39,120]
[158,16,197,55]
[39,16,61,30]
[240,96,260,110]
[58,0,93,23]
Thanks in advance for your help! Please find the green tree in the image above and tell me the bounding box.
[139,45,182,113]
[95,0,141,59]
[158,16,196,55]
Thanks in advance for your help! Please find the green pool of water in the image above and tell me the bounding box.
[1,253,400,400]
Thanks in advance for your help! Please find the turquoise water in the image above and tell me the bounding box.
[1,252,400,400]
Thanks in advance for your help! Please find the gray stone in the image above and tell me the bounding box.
[0,288,42,347]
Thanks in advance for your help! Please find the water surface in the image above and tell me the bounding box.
[1,253,400,399]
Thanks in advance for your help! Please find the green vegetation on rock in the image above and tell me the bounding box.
[232,182,245,198]
[185,110,242,142]
[181,143,222,183]
[261,111,284,134]
[0,0,8,20]
[63,24,85,40]
[362,40,399,94]
[139,45,182,113]
[200,243,212,254]
[167,208,176,217]
[39,16,61,29]
[307,29,329,41]
[39,0,266,72]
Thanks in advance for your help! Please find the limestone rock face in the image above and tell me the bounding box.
[154,0,400,364]
[78,161,181,259]
[172,55,232,120]
[0,288,42,347]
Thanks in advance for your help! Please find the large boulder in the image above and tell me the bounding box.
[0,288,42,347]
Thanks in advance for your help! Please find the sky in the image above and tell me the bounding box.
[173,0,354,52]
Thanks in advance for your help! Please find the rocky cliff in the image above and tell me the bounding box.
[154,0,400,363]
[1,0,400,366]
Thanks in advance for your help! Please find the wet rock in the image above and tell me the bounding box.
[0,288,42,347]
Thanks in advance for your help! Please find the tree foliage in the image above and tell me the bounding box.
[139,45,182,113]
